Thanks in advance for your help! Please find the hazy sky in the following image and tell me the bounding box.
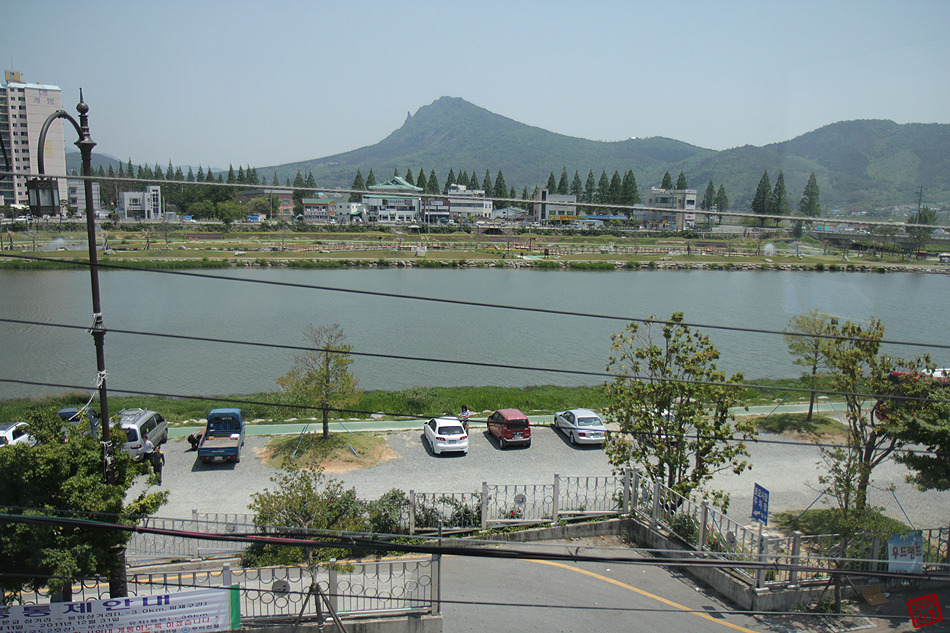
[7,0,949,170]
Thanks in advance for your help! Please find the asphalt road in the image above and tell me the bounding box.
[136,419,948,529]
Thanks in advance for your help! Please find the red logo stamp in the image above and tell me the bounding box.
[908,594,943,628]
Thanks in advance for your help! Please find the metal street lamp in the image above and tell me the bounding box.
[26,92,113,476]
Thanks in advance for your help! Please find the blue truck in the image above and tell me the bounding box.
[197,408,246,464]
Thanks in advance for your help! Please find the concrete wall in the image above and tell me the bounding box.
[238,613,442,633]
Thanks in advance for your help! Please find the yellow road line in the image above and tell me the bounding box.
[532,559,761,633]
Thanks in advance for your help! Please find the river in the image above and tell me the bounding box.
[0,268,946,400]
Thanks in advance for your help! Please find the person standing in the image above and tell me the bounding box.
[459,405,471,433]
[150,445,165,485]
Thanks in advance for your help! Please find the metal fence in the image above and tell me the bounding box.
[122,469,950,592]
[13,558,438,622]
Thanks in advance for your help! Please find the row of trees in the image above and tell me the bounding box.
[751,170,821,232]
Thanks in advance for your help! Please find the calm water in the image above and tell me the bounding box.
[0,268,946,400]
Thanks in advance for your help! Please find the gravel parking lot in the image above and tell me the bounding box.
[133,423,948,529]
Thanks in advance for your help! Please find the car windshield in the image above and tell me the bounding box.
[124,428,139,442]
[577,416,602,427]
[439,425,464,436]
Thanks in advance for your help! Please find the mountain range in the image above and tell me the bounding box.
[72,96,950,212]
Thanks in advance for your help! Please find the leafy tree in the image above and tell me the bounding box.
[660,171,673,190]
[0,409,166,600]
[675,171,688,190]
[822,317,936,511]
[276,324,361,440]
[246,465,367,566]
[770,171,790,226]
[907,206,937,256]
[215,201,244,231]
[785,310,834,422]
[751,170,772,225]
[557,168,569,195]
[893,381,950,491]
[602,313,755,509]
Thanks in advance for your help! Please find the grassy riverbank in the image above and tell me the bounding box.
[0,377,832,426]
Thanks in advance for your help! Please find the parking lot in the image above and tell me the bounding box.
[133,421,947,529]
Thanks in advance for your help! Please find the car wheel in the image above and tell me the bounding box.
[161,432,168,444]
[570,432,577,446]
[499,438,507,449]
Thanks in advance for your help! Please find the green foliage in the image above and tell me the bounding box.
[785,310,834,421]
[0,408,166,600]
[754,413,842,437]
[602,313,755,508]
[774,508,908,538]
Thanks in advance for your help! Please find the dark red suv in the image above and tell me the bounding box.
[487,408,531,449]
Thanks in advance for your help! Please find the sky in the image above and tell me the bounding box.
[6,0,950,171]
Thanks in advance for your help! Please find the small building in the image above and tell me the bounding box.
[639,187,697,230]
[301,194,336,223]
[66,180,102,216]
[120,185,162,221]
[446,184,492,223]
[532,189,577,225]
[362,177,422,224]
[235,188,293,220]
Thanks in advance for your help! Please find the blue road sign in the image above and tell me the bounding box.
[752,483,769,525]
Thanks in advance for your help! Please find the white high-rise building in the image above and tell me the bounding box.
[0,71,66,208]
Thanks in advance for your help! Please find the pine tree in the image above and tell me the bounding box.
[404,169,415,186]
[349,170,365,202]
[457,171,469,188]
[596,171,610,204]
[272,173,279,186]
[701,180,716,211]
[675,171,688,190]
[557,168,569,195]
[570,172,582,199]
[493,171,507,204]
[196,166,204,182]
[715,185,729,217]
[751,170,772,225]
[621,170,640,205]
[426,170,439,194]
[445,168,455,190]
[154,165,164,181]
[770,171,790,226]
[365,169,376,187]
[416,170,427,192]
[608,171,622,205]
[583,170,596,204]
[227,165,236,184]
[482,170,492,193]
[799,172,821,217]
[661,171,673,190]
[547,172,557,191]
[237,166,246,184]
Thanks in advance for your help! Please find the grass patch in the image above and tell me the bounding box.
[261,432,389,469]
[753,413,844,438]
[740,376,836,405]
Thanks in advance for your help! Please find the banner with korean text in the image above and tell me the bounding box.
[0,587,240,633]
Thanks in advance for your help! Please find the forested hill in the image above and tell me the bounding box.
[74,97,950,211]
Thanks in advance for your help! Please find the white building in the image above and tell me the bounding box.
[639,187,697,230]
[532,189,577,224]
[445,184,492,222]
[120,185,163,221]
[0,70,65,208]
[362,177,421,224]
[67,179,102,216]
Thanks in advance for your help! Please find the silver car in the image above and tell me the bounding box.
[553,409,606,445]
[0,421,36,448]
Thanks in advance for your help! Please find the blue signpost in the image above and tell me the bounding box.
[752,483,769,525]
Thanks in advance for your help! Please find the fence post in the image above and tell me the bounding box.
[622,467,631,516]
[431,553,441,615]
[697,503,708,551]
[191,509,199,558]
[789,531,802,586]
[409,490,416,536]
[651,478,660,529]
[631,469,639,515]
[221,563,231,587]
[328,559,338,615]
[756,523,768,589]
[552,474,560,524]
[481,482,488,530]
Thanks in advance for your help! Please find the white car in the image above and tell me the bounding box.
[424,417,469,455]
[0,421,37,448]
[553,409,607,445]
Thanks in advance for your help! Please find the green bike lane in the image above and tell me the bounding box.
[166,401,848,438]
